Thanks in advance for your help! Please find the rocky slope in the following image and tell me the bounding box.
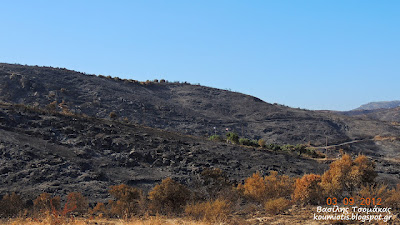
[1,63,399,146]
[1,63,400,202]
[0,102,328,202]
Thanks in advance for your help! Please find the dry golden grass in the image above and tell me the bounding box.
[264,198,291,215]
[373,135,399,141]
[185,199,231,222]
[2,216,213,225]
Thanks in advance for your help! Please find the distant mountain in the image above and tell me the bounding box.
[340,101,400,122]
[354,100,400,111]
[342,106,400,123]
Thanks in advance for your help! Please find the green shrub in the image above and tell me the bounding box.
[238,138,258,147]
[239,138,251,146]
[268,143,282,151]
[226,132,239,144]
[293,144,308,155]
[209,135,222,142]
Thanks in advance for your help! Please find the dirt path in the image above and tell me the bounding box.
[309,139,373,150]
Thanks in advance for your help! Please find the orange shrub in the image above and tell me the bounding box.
[293,174,323,205]
[33,193,61,213]
[320,154,376,197]
[258,139,266,148]
[239,171,294,203]
[240,172,266,202]
[108,184,143,217]
[357,184,388,199]
[65,192,88,215]
[352,155,377,186]
[148,178,191,215]
[90,202,108,217]
[264,171,294,199]
[320,154,353,197]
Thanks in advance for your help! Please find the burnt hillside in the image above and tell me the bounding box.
[0,102,328,202]
[1,63,399,146]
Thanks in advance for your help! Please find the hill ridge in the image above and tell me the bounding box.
[2,62,398,146]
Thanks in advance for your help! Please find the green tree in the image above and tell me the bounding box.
[226,132,239,144]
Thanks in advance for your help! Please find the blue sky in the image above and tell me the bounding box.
[1,1,399,110]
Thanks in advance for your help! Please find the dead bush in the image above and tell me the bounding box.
[239,171,294,203]
[108,184,143,217]
[385,184,400,209]
[320,154,376,197]
[352,155,377,186]
[357,184,389,201]
[264,197,291,215]
[46,101,57,112]
[185,198,231,222]
[65,192,88,215]
[58,100,72,115]
[33,193,61,214]
[264,171,294,199]
[293,174,323,205]
[200,168,233,200]
[0,192,25,218]
[258,139,266,148]
[90,202,108,217]
[238,172,266,202]
[109,111,118,120]
[148,178,191,215]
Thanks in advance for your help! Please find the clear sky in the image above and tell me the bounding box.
[1,1,399,111]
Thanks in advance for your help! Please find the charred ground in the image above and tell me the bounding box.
[1,63,399,145]
[0,102,327,202]
[0,63,400,203]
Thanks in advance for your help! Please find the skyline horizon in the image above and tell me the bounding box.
[2,1,399,111]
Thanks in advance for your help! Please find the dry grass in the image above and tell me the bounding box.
[185,199,231,222]
[373,135,399,141]
[264,198,291,215]
[2,216,213,225]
